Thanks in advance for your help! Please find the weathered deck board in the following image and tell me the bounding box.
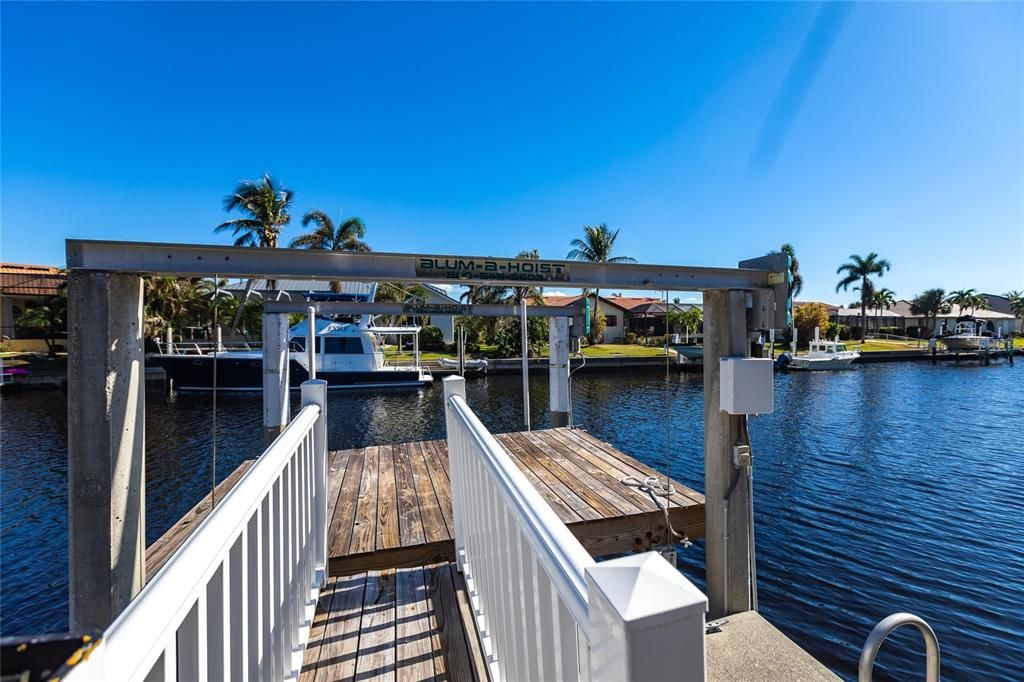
[145,459,255,580]
[300,563,487,682]
[326,427,705,575]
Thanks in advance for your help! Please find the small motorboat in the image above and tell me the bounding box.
[437,356,488,371]
[939,317,992,352]
[670,345,704,363]
[783,327,859,371]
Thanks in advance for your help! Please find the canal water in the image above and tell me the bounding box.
[2,362,1022,680]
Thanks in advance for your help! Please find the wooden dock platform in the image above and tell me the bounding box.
[323,427,704,576]
[147,427,706,681]
[299,564,489,681]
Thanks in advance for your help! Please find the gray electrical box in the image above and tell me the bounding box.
[719,357,774,415]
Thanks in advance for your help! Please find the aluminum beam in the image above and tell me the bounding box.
[67,240,784,292]
[264,300,575,317]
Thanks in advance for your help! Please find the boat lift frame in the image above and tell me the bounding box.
[64,238,789,632]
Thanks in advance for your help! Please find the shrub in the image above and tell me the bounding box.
[878,326,901,335]
[493,317,548,358]
[419,325,445,351]
[825,322,850,340]
[794,303,830,349]
[591,310,606,343]
[625,331,638,345]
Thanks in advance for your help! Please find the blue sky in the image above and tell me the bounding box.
[2,2,1021,303]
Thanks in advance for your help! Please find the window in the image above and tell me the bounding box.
[324,337,364,354]
[290,336,306,352]
[605,314,618,327]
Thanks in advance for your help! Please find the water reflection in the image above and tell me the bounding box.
[2,362,1022,680]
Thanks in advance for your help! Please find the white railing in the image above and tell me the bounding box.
[865,333,924,347]
[443,376,707,682]
[68,379,329,682]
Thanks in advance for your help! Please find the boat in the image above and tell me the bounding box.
[437,356,488,371]
[780,327,859,371]
[670,344,704,363]
[785,339,860,370]
[150,316,432,391]
[939,316,992,352]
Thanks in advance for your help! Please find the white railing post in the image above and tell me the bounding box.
[442,375,467,564]
[301,379,328,580]
[586,553,708,682]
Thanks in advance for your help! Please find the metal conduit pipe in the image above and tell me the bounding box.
[858,612,940,682]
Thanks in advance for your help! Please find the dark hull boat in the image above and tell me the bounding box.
[151,353,429,391]
[152,315,432,392]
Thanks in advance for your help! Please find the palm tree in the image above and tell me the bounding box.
[768,243,803,298]
[214,174,294,332]
[910,288,949,336]
[946,288,988,315]
[290,210,370,292]
[460,250,545,307]
[16,305,64,357]
[872,287,896,331]
[1006,290,1024,319]
[836,252,891,340]
[567,224,636,341]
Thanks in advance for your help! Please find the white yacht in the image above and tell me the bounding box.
[151,316,432,391]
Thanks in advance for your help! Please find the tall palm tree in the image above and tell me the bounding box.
[459,250,544,307]
[872,287,896,330]
[1005,290,1024,320]
[836,252,891,340]
[290,210,371,292]
[567,223,636,341]
[910,288,949,336]
[946,288,988,315]
[768,243,803,298]
[214,174,294,332]
[373,281,429,326]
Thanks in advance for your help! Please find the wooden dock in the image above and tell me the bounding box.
[323,427,704,576]
[147,427,706,681]
[299,564,489,681]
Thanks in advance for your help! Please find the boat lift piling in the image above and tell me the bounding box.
[64,239,789,632]
[262,311,291,445]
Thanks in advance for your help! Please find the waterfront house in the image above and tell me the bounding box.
[0,263,66,351]
[890,299,1020,336]
[541,294,704,342]
[542,294,632,342]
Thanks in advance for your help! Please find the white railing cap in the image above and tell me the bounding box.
[586,553,707,631]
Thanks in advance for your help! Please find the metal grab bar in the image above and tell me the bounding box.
[858,612,940,682]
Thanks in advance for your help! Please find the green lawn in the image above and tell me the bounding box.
[581,344,672,358]
[382,350,449,363]
[771,340,925,353]
[385,343,672,361]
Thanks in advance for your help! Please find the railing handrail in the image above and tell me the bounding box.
[86,404,321,679]
[858,612,940,682]
[447,394,595,635]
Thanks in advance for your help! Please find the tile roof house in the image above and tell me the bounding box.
[541,294,703,341]
[1,263,66,339]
